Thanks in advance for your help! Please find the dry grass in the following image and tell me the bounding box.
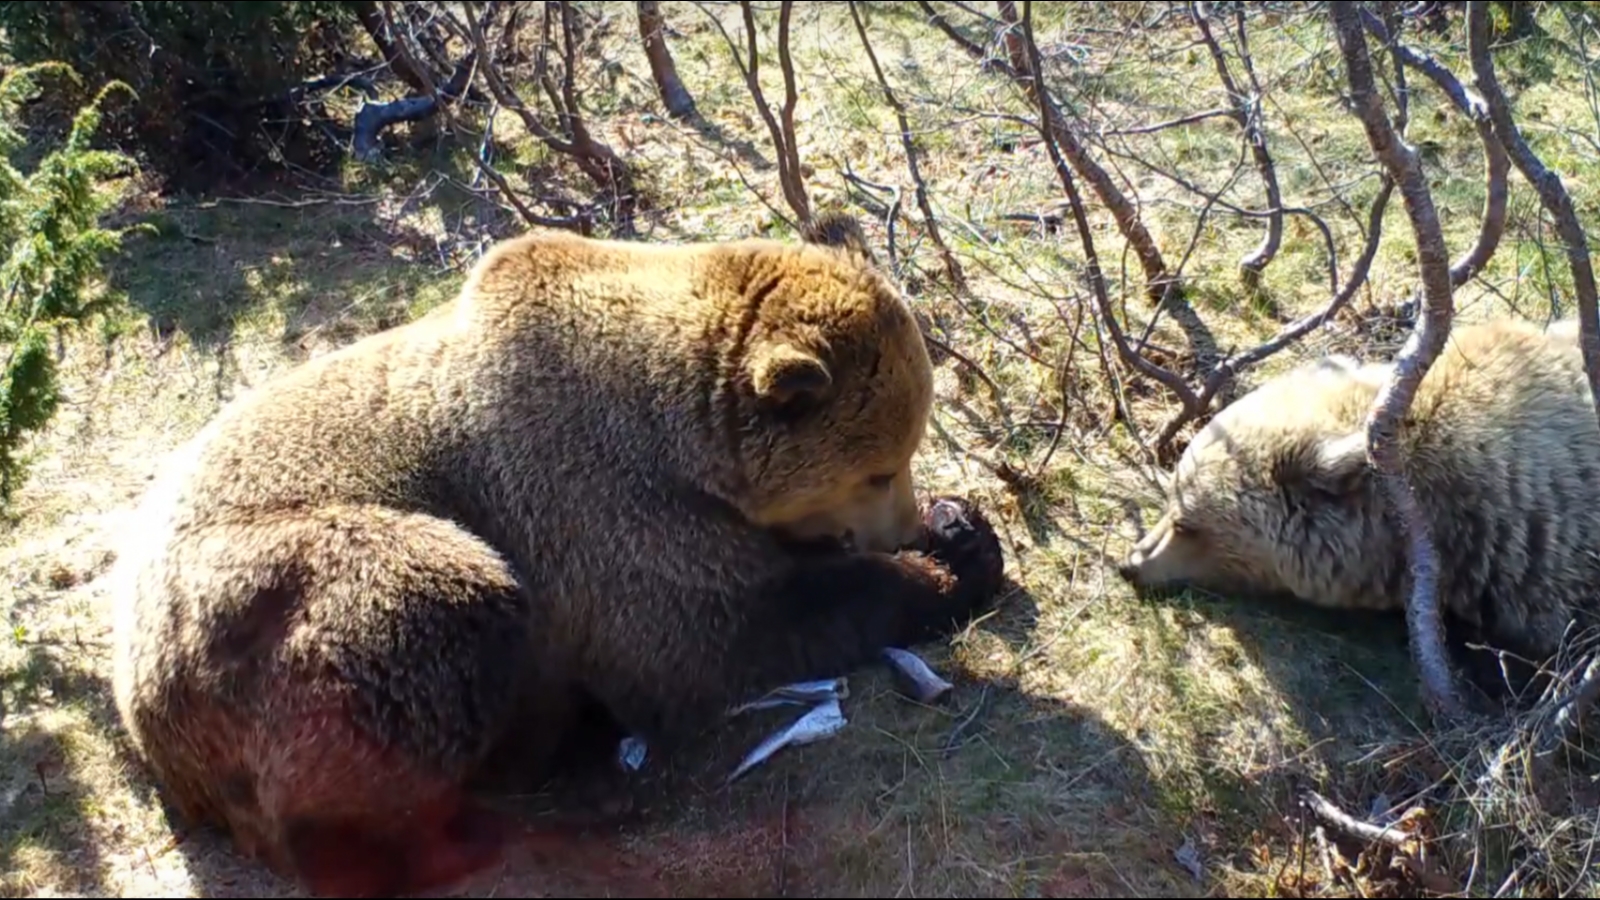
[4,2,1600,897]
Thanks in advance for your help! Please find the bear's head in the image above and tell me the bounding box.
[720,213,934,555]
[1118,353,1401,611]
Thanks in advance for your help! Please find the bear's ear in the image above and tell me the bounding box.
[800,211,879,267]
[749,342,833,413]
[1279,430,1370,497]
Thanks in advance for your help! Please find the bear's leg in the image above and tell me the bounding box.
[1443,605,1567,704]
[473,679,640,826]
[470,679,631,785]
[121,505,545,897]
[593,496,1006,747]
[259,704,516,898]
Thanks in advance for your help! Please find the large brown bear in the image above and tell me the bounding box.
[1119,316,1600,700]
[109,215,1006,898]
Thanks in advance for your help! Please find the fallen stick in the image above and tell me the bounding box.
[1301,790,1414,850]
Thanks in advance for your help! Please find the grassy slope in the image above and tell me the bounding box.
[4,3,1599,897]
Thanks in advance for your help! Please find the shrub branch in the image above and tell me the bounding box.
[1466,1,1600,410]
[1359,8,1509,287]
[1192,1,1284,291]
[847,1,967,290]
[736,0,812,228]
[1330,0,1467,721]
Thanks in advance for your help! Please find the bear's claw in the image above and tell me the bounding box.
[921,494,1006,614]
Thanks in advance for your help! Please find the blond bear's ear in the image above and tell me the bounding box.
[1309,431,1372,494]
[1277,430,1371,497]
[749,341,832,410]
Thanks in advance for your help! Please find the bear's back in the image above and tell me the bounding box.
[1399,318,1600,653]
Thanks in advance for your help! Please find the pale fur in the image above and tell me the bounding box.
[1122,317,1600,692]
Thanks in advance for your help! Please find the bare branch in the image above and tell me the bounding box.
[1017,2,1198,415]
[1331,0,1468,720]
[1360,8,1508,287]
[991,1,1176,307]
[736,0,812,226]
[847,1,967,290]
[914,0,991,64]
[776,2,806,218]
[1192,1,1284,290]
[638,1,698,120]
[1154,176,1397,448]
[1467,1,1600,414]
[995,1,1032,77]
[1467,0,1600,740]
[350,54,475,163]
[346,0,481,164]
[1102,106,1237,137]
[350,0,439,96]
[1548,656,1600,743]
[452,1,638,234]
[1301,790,1416,851]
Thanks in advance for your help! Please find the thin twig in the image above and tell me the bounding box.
[1302,790,1415,851]
[1151,175,1395,448]
[914,0,991,64]
[989,1,1176,307]
[847,1,967,290]
[736,0,811,227]
[1192,0,1283,288]
[1360,8,1509,288]
[449,2,634,233]
[1101,106,1237,136]
[1018,2,1198,414]
[941,684,990,756]
[1468,1,1600,424]
[1546,655,1600,745]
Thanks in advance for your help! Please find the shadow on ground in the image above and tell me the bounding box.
[1,638,126,898]
[115,582,1181,899]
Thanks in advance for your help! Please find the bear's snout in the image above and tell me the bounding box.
[1117,540,1153,583]
[1116,555,1143,584]
[1119,512,1178,589]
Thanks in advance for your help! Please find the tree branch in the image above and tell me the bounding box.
[348,0,479,163]
[451,1,637,234]
[733,0,811,227]
[350,0,439,96]
[848,1,966,290]
[1154,176,1396,448]
[1467,1,1600,411]
[1018,3,1197,412]
[1301,790,1415,851]
[914,0,991,64]
[994,1,1176,307]
[776,1,807,220]
[1330,0,1467,721]
[1360,7,1508,287]
[1467,0,1600,741]
[638,1,698,120]
[996,1,1032,77]
[1192,0,1284,290]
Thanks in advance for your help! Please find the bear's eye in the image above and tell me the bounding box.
[867,473,895,489]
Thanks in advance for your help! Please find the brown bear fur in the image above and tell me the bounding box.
[109,215,1006,898]
[1119,316,1600,700]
